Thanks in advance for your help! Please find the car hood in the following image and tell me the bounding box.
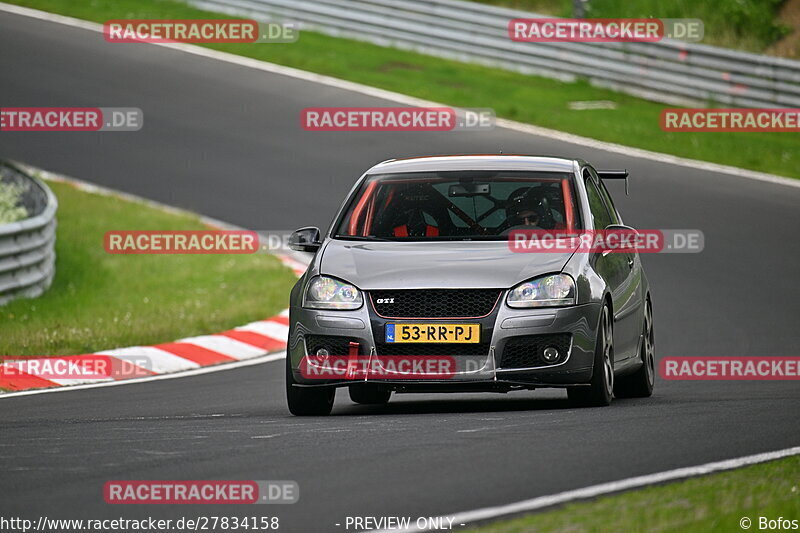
[319,239,577,290]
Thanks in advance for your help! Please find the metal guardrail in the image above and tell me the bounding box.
[0,162,57,306]
[191,0,800,108]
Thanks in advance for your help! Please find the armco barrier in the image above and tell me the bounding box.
[0,161,57,305]
[190,0,800,108]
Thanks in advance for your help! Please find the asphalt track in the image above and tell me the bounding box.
[1,9,800,532]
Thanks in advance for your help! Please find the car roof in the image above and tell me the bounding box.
[366,155,580,175]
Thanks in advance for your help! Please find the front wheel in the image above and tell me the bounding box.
[285,356,335,416]
[615,298,655,398]
[568,305,614,407]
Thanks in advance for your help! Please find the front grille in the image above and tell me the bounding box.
[370,289,501,318]
[500,334,572,368]
[374,342,489,357]
[304,335,361,356]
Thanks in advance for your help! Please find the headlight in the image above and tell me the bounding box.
[303,276,363,310]
[507,274,576,308]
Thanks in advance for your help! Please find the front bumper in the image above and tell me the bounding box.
[288,298,602,390]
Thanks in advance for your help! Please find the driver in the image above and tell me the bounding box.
[502,189,543,234]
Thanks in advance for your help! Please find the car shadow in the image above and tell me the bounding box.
[333,394,577,416]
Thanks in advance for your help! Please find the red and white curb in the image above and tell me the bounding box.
[0,169,309,392]
[274,253,308,277]
[0,309,294,392]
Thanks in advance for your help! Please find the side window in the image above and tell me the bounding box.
[584,171,614,230]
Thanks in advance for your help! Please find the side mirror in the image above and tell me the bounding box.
[605,224,637,232]
[604,224,639,252]
[289,226,322,252]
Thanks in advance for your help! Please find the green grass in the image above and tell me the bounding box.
[7,0,799,180]
[0,179,297,356]
[469,455,800,533]
[473,0,791,54]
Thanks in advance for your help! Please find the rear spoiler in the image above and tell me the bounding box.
[598,169,629,195]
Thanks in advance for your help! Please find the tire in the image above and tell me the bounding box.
[285,356,335,416]
[349,384,392,405]
[615,298,655,398]
[568,305,614,407]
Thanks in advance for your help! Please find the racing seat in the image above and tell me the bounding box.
[392,208,439,237]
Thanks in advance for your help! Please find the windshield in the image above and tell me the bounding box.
[333,170,581,240]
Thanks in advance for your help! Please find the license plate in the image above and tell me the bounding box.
[385,323,480,343]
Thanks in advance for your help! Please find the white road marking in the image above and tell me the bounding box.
[47,376,115,386]
[0,14,796,518]
[369,446,800,532]
[0,352,286,400]
[1,2,798,190]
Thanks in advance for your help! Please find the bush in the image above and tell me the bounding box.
[0,182,28,224]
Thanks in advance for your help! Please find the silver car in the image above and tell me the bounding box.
[285,155,655,415]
